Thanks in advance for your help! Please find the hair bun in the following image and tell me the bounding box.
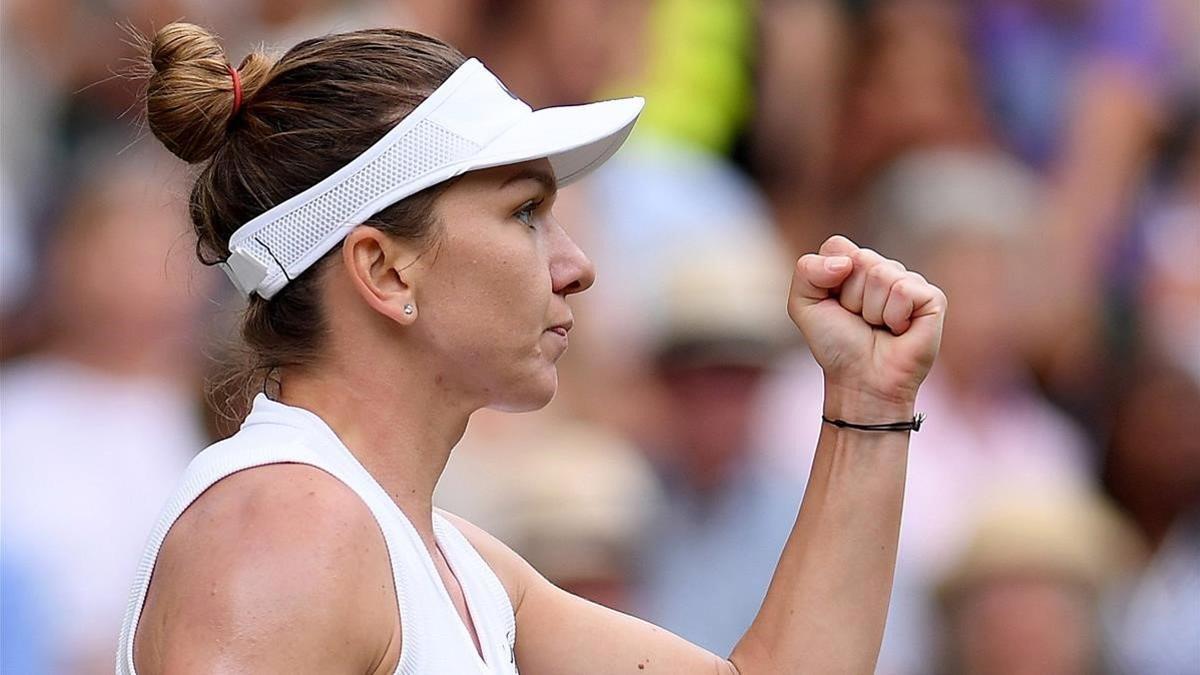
[144,22,272,164]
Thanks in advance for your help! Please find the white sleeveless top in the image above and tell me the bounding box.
[117,394,519,674]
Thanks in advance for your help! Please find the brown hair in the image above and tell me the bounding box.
[140,22,466,426]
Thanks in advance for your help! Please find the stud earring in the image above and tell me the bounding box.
[403,304,415,316]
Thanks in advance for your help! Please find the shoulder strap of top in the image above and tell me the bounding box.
[116,426,428,675]
[433,513,518,665]
[117,433,327,674]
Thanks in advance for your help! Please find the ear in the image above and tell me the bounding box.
[341,226,420,325]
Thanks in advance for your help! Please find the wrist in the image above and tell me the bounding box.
[822,380,917,424]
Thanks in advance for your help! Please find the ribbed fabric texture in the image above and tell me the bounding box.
[116,395,518,674]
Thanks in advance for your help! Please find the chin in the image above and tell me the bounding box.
[488,367,558,413]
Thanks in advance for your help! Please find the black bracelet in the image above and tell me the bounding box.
[821,412,925,433]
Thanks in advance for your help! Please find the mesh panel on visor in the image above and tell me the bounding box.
[218,57,643,300]
[233,120,481,286]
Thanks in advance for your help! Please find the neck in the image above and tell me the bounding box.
[278,352,473,540]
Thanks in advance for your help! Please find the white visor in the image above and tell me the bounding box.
[219,58,644,299]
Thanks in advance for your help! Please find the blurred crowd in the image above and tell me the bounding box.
[2,0,1197,673]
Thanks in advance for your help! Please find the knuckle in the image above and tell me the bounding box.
[856,249,888,270]
[890,280,913,301]
[867,262,894,282]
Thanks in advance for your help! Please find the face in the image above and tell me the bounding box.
[406,159,595,412]
[538,0,650,103]
[659,363,767,490]
[952,577,1096,675]
[50,170,209,349]
[924,233,1023,384]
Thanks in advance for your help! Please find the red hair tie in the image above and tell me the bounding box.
[227,64,243,118]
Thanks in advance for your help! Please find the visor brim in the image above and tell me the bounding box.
[468,96,644,186]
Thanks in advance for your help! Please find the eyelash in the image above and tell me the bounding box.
[514,199,543,228]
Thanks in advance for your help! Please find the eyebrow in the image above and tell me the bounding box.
[500,168,558,194]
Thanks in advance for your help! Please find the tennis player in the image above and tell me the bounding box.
[118,23,946,675]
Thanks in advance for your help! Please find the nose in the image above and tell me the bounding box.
[549,221,596,296]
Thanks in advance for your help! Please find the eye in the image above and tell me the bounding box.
[514,199,543,228]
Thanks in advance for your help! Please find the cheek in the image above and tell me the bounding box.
[436,251,560,411]
[427,240,553,363]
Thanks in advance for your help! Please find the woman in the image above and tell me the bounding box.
[119,23,946,674]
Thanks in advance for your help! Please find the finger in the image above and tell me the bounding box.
[881,271,931,334]
[838,247,888,314]
[889,276,949,344]
[863,260,908,327]
[882,274,922,334]
[818,234,861,258]
[789,253,854,309]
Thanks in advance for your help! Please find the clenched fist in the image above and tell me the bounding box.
[788,235,947,409]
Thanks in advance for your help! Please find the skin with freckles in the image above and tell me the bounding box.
[331,158,590,415]
[134,154,946,674]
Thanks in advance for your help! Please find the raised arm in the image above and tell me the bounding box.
[729,234,943,672]
[454,235,947,674]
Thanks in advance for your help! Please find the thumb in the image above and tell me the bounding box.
[788,253,854,312]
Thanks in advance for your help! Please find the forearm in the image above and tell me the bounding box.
[729,383,913,674]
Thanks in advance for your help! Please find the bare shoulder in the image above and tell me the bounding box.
[135,463,400,674]
[437,510,544,613]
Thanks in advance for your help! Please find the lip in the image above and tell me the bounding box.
[547,320,573,337]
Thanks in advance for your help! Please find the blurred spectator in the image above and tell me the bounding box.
[238,0,401,57]
[432,0,652,109]
[442,0,749,157]
[585,139,776,350]
[1134,123,1200,386]
[0,148,212,674]
[1,0,90,204]
[632,232,802,656]
[747,0,848,255]
[935,487,1142,675]
[437,0,752,156]
[1104,361,1200,674]
[969,0,1174,168]
[0,0,190,188]
[436,413,661,612]
[833,1,993,205]
[861,148,1044,396]
[754,147,1096,673]
[965,0,1188,400]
